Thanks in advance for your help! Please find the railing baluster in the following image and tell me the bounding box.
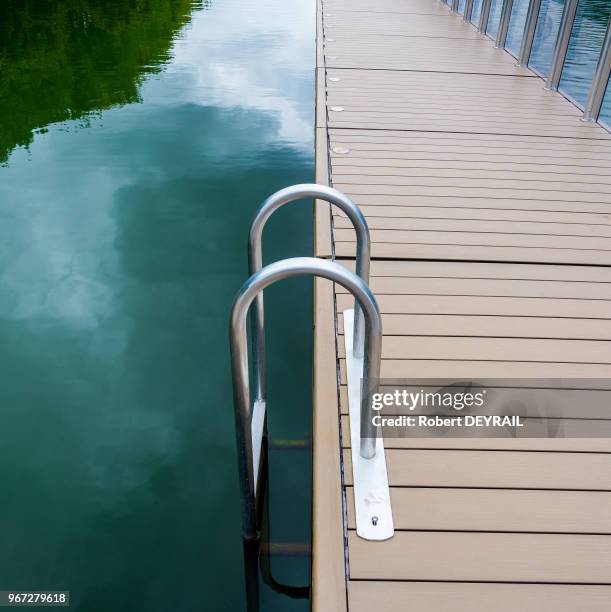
[495,0,514,48]
[545,0,579,91]
[478,0,493,33]
[583,15,611,122]
[464,0,475,22]
[517,0,542,66]
[451,0,460,13]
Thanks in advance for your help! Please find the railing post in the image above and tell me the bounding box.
[545,0,579,91]
[517,0,542,66]
[583,14,611,122]
[478,0,493,33]
[464,0,475,22]
[495,0,514,48]
[451,0,460,13]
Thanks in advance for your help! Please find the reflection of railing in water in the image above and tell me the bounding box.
[241,447,310,612]
[448,0,611,129]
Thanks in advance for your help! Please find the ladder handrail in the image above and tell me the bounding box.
[248,184,371,406]
[230,257,382,540]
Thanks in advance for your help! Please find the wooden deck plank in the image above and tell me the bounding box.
[330,195,611,215]
[324,0,451,14]
[348,582,611,612]
[334,241,611,264]
[339,358,611,379]
[339,387,611,419]
[332,149,611,165]
[344,448,611,489]
[335,217,611,239]
[335,208,611,226]
[324,38,534,75]
[330,128,611,146]
[340,415,611,452]
[332,166,611,186]
[332,183,611,202]
[337,258,611,281]
[337,336,611,364]
[337,314,611,340]
[332,158,611,176]
[348,531,611,582]
[331,174,611,193]
[325,5,450,16]
[346,487,611,533]
[336,292,611,317]
[323,16,481,40]
[335,276,611,297]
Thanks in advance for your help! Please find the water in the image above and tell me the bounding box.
[560,0,610,107]
[506,0,531,57]
[0,1,314,610]
[529,0,566,76]
[486,0,505,39]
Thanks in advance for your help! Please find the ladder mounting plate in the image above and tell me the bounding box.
[344,309,394,541]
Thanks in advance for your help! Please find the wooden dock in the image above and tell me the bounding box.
[312,0,611,610]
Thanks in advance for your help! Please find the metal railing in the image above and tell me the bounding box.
[444,0,611,128]
[545,0,579,91]
[463,0,475,22]
[478,0,493,33]
[248,184,370,410]
[495,0,514,48]
[516,0,542,66]
[583,15,611,122]
[230,257,382,540]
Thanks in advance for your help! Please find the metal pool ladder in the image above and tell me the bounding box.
[229,184,394,544]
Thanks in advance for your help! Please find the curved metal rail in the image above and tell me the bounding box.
[248,184,371,406]
[230,257,382,540]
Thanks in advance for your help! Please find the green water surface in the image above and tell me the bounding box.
[0,1,314,610]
